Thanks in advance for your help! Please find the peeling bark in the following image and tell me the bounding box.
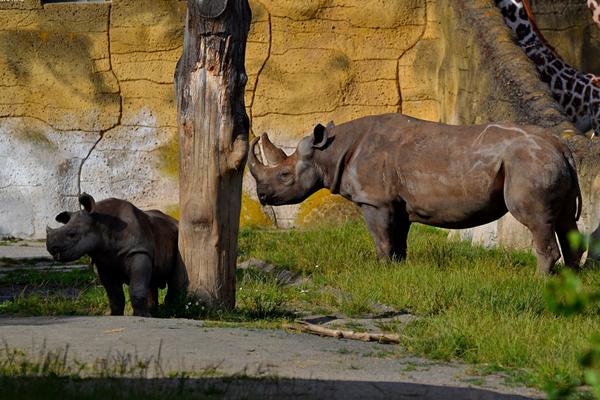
[176,0,251,309]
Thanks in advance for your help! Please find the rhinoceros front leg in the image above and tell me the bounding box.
[97,269,125,316]
[362,205,411,261]
[127,253,153,317]
[104,281,125,316]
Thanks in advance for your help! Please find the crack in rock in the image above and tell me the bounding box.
[77,3,123,196]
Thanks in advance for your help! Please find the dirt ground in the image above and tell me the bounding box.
[0,316,543,399]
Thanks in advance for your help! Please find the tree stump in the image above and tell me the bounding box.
[175,0,251,309]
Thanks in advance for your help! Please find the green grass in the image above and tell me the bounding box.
[3,221,600,394]
[237,222,600,392]
[0,268,96,286]
[0,345,277,400]
[0,268,107,316]
[0,266,295,326]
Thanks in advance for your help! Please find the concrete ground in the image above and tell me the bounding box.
[0,240,50,259]
[0,316,543,399]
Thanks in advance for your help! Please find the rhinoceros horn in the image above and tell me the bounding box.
[248,136,267,180]
[260,133,287,165]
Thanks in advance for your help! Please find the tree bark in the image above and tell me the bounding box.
[175,0,251,310]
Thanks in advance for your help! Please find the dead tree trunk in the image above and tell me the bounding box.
[175,0,251,310]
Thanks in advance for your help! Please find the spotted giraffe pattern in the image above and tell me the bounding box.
[496,0,600,136]
[589,0,600,30]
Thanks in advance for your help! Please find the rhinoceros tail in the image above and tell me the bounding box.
[564,150,582,221]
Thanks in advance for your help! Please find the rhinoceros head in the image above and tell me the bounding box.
[248,124,332,206]
[46,193,103,262]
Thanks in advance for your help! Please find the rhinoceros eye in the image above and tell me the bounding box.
[278,170,294,184]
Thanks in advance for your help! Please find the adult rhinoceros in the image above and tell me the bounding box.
[248,113,583,275]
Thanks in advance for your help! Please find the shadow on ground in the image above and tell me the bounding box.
[2,376,538,400]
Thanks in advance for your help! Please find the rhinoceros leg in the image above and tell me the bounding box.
[529,224,561,275]
[97,270,125,315]
[127,253,152,317]
[555,198,584,269]
[362,205,410,261]
[105,281,125,316]
[165,253,189,307]
[147,286,159,315]
[505,196,561,275]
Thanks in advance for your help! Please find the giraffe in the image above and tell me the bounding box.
[496,0,600,137]
[588,0,600,30]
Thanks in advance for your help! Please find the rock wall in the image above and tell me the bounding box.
[0,0,185,237]
[0,0,599,241]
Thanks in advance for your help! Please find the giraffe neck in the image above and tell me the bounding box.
[588,0,600,30]
[495,0,600,136]
[495,0,558,60]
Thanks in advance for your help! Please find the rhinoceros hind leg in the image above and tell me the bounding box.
[555,199,584,269]
[165,252,189,307]
[529,223,561,275]
[509,213,560,275]
[362,205,410,261]
[504,176,563,274]
[148,286,159,315]
[392,221,411,261]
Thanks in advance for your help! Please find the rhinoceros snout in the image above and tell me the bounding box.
[258,191,268,205]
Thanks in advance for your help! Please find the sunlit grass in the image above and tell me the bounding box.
[238,221,600,391]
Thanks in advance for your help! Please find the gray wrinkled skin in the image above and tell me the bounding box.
[248,113,583,275]
[46,194,188,316]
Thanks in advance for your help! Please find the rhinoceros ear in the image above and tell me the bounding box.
[55,212,72,224]
[79,193,96,213]
[312,123,330,149]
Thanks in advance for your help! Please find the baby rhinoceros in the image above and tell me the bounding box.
[46,194,188,317]
[248,113,584,275]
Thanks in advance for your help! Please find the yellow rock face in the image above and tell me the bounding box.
[296,189,361,227]
[1,0,599,238]
[248,0,425,142]
[240,193,273,228]
[163,193,271,228]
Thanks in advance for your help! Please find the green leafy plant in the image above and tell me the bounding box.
[545,270,592,316]
[544,231,600,399]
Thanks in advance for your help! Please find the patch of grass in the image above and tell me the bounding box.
[0,286,108,316]
[1,265,295,325]
[336,347,352,355]
[0,257,53,267]
[238,221,600,391]
[0,268,96,286]
[462,377,486,387]
[402,363,418,372]
[0,345,268,400]
[0,237,20,246]
[154,268,296,327]
[341,321,366,332]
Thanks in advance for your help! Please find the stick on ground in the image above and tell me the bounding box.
[283,321,401,344]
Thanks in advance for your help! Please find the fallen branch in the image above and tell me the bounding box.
[283,321,401,344]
